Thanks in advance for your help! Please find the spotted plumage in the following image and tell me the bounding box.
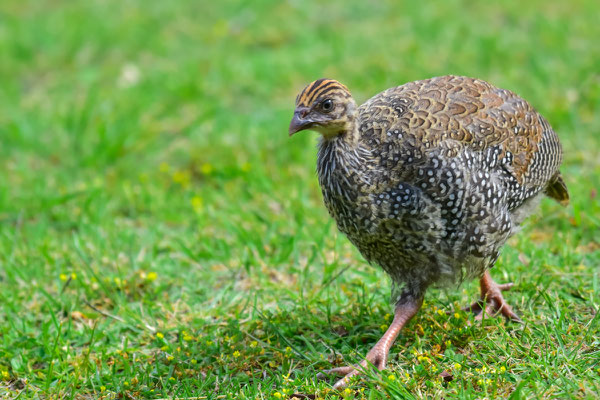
[289,75,568,388]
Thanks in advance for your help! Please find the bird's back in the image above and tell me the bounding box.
[356,75,568,210]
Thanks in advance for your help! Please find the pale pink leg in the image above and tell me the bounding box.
[318,297,423,389]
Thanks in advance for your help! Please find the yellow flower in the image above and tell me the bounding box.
[100,386,106,392]
[206,340,213,346]
[183,333,194,342]
[200,163,213,175]
[344,388,352,395]
[250,341,258,348]
[161,345,168,351]
[159,162,170,173]
[388,374,396,381]
[500,366,506,373]
[445,340,452,347]
[380,324,388,332]
[273,392,282,398]
[233,351,241,358]
[191,359,197,365]
[71,273,77,280]
[59,273,68,281]
[1,371,9,379]
[123,381,129,387]
[156,332,164,339]
[191,196,203,211]
[454,312,461,319]
[437,309,445,316]
[147,272,158,281]
[167,355,174,361]
[285,346,292,353]
[454,363,462,370]
[384,313,392,321]
[172,170,191,188]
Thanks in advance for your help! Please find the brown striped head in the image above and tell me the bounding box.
[289,79,357,139]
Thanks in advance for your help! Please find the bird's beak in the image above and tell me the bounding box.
[289,108,313,136]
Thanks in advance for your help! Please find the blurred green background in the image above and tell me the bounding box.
[0,0,599,398]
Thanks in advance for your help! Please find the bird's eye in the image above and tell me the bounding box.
[321,99,334,112]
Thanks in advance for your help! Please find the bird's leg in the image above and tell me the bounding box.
[318,297,423,390]
[465,270,521,322]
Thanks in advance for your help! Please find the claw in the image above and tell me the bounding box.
[322,351,385,389]
[316,366,354,380]
[316,340,389,389]
[465,271,522,323]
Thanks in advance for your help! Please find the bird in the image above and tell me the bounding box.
[288,75,569,389]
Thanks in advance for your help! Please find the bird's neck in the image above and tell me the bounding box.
[317,128,373,195]
[340,113,360,147]
[316,132,376,236]
[319,114,360,146]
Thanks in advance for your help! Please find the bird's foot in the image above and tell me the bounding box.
[464,271,521,322]
[317,298,423,390]
[316,344,387,389]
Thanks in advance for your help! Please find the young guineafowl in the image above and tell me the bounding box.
[289,76,568,389]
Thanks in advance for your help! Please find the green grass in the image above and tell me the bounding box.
[1,0,599,398]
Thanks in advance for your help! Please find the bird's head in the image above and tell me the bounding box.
[289,79,357,139]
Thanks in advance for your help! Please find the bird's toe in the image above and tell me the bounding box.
[470,291,521,323]
[316,366,355,380]
[496,282,515,291]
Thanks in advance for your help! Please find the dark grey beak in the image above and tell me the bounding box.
[288,108,312,136]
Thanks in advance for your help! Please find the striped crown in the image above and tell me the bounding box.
[295,79,352,107]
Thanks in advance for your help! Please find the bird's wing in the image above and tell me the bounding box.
[358,75,567,208]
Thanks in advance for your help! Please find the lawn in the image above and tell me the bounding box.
[0,0,599,398]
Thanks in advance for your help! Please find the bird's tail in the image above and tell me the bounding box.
[545,172,569,206]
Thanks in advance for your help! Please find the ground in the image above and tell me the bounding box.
[0,0,599,399]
